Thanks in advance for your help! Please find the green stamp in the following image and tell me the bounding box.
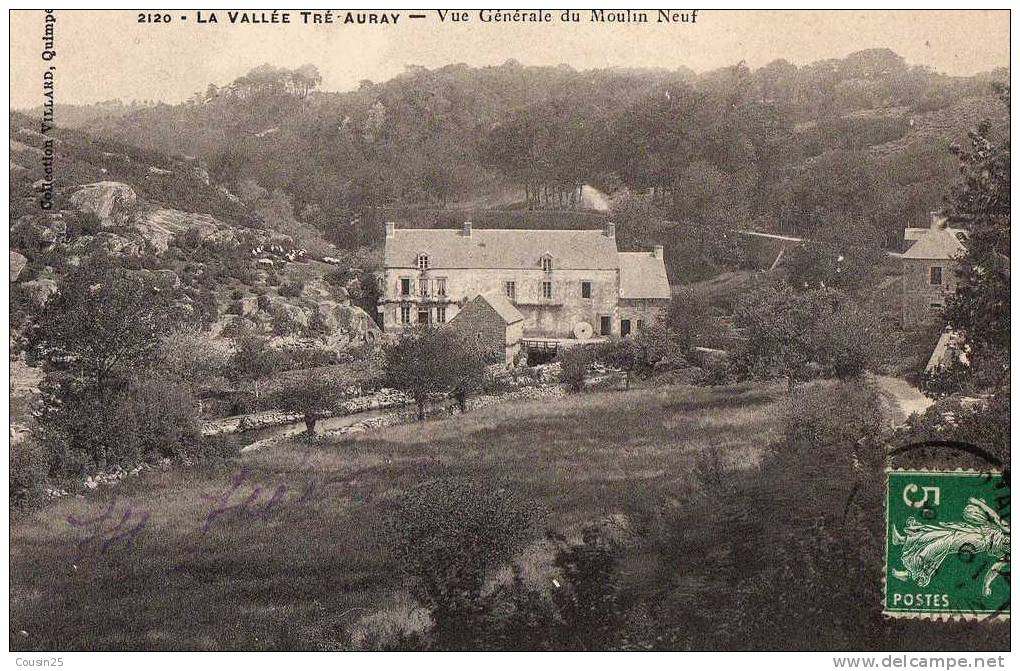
[885,470,1010,618]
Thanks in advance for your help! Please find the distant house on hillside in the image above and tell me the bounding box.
[901,212,967,329]
[377,221,670,360]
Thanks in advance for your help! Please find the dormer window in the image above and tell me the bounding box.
[417,254,430,270]
[540,255,553,272]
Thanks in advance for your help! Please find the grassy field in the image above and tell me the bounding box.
[10,380,1008,651]
[10,382,783,651]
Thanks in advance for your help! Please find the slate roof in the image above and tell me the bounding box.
[471,292,524,325]
[902,227,967,260]
[618,252,671,299]
[384,227,619,270]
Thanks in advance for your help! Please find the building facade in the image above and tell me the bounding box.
[447,293,525,366]
[901,214,967,330]
[378,221,671,342]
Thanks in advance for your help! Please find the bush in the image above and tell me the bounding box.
[39,374,202,476]
[557,345,597,392]
[279,280,305,298]
[10,438,49,505]
[783,380,886,455]
[387,479,538,649]
[128,377,202,458]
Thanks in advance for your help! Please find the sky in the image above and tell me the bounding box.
[9,9,1011,109]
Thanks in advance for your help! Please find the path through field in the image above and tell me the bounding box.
[872,374,934,423]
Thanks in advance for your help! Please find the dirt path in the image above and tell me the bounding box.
[872,374,934,424]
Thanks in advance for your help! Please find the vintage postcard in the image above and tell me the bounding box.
[7,6,1010,662]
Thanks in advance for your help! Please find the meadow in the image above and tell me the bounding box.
[9,380,1008,650]
[10,382,781,650]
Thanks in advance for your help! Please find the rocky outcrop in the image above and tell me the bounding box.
[20,277,58,305]
[69,181,138,221]
[10,251,27,282]
[319,304,381,346]
[131,208,222,253]
[11,215,66,249]
[70,231,145,258]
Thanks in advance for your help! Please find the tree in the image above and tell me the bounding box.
[292,63,322,98]
[383,327,486,420]
[662,289,707,352]
[226,334,285,410]
[27,260,191,392]
[944,84,1010,392]
[815,300,883,379]
[736,283,882,386]
[274,373,345,436]
[783,214,888,295]
[597,338,641,390]
[558,345,598,392]
[387,479,536,649]
[447,337,489,413]
[734,283,834,389]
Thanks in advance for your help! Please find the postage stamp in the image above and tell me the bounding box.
[885,470,1010,619]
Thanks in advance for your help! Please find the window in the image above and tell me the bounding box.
[417,254,429,270]
[419,278,429,297]
[400,278,412,296]
[541,256,553,272]
[599,316,611,336]
[435,278,447,297]
[542,280,553,299]
[436,306,446,323]
[581,281,592,299]
[929,266,943,286]
[636,319,644,331]
[400,304,411,324]
[504,281,516,301]
[417,308,430,324]
[621,319,632,337]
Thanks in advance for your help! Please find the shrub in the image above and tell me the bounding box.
[39,374,202,475]
[783,380,886,456]
[549,536,625,650]
[387,479,538,649]
[230,288,244,300]
[279,280,305,298]
[10,438,49,505]
[128,377,202,458]
[557,345,597,392]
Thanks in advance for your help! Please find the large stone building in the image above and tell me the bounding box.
[901,213,967,329]
[378,221,670,348]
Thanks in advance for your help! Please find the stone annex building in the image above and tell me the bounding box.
[378,221,670,363]
[900,213,967,329]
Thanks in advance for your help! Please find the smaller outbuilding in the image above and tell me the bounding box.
[448,292,525,366]
[901,213,967,330]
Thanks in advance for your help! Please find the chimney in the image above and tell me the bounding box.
[651,245,663,260]
[462,221,472,237]
[605,221,616,238]
[385,221,396,239]
[930,211,948,230]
